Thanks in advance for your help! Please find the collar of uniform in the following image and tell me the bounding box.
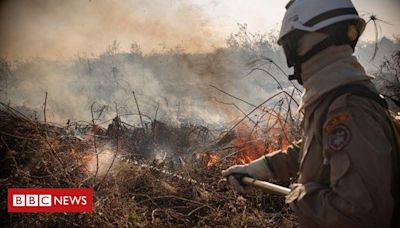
[298,45,373,111]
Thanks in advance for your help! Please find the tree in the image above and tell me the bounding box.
[375,50,400,111]
[0,58,12,101]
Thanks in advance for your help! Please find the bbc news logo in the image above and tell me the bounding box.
[8,188,93,212]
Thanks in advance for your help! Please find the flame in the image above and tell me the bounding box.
[231,118,292,164]
[232,126,266,164]
[196,151,220,167]
[281,137,290,151]
[197,112,295,167]
[207,153,220,167]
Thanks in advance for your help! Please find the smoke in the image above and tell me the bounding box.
[0,0,269,125]
[1,36,397,127]
[1,1,397,128]
[85,147,117,177]
[0,0,223,59]
[4,37,396,127]
[0,37,291,126]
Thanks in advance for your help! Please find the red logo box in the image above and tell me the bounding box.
[8,188,93,213]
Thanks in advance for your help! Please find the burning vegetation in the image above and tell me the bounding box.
[0,23,307,226]
[1,38,399,227]
[0,97,299,227]
[0,12,398,226]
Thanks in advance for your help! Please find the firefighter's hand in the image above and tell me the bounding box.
[222,156,273,192]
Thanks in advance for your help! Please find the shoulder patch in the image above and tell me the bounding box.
[324,113,351,134]
[328,124,352,152]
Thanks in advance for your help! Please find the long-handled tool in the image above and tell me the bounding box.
[239,176,291,196]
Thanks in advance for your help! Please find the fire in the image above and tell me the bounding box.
[232,126,266,164]
[197,112,295,167]
[231,119,292,164]
[281,137,290,151]
[207,153,220,167]
[195,151,220,167]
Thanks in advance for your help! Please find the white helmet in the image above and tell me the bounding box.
[278,0,366,45]
[277,0,366,84]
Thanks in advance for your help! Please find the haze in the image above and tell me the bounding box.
[0,0,399,59]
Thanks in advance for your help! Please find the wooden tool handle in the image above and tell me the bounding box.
[241,176,291,196]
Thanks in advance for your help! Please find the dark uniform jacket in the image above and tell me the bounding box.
[268,81,394,227]
[266,46,395,227]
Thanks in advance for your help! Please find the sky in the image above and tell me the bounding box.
[192,0,400,41]
[0,0,399,59]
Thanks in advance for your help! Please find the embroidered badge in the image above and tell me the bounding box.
[328,124,352,152]
[324,113,351,133]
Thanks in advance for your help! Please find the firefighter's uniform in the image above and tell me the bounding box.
[222,1,395,226]
[265,45,394,227]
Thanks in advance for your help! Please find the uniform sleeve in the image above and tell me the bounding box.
[287,96,394,227]
[265,140,301,182]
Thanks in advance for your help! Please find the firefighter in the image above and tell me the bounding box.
[222,0,396,227]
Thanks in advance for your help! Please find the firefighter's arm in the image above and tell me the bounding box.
[287,96,394,227]
[222,140,301,191]
[265,139,302,182]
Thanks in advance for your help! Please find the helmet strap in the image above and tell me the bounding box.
[289,64,302,84]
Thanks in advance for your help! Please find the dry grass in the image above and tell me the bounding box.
[0,102,298,227]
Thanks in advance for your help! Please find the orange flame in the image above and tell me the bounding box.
[231,119,292,164]
[207,153,220,167]
[196,151,220,167]
[232,125,265,164]
[197,112,294,167]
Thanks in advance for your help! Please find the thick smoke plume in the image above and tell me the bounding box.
[1,36,398,127]
[0,33,291,126]
[0,0,223,59]
[0,0,398,127]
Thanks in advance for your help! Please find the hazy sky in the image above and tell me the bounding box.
[192,0,400,41]
[0,0,399,59]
